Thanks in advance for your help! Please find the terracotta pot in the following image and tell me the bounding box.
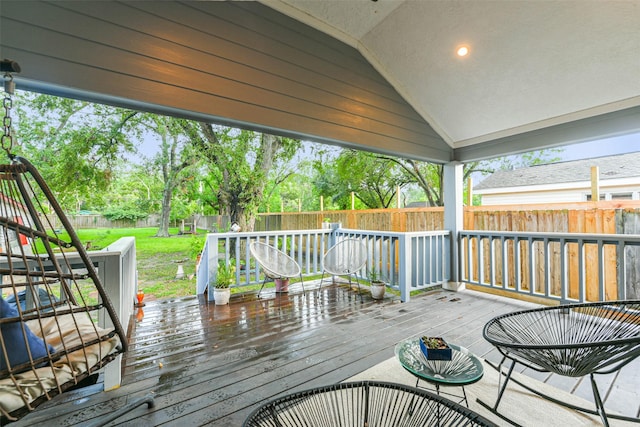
[275,278,290,292]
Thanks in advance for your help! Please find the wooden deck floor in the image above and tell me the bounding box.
[14,282,640,426]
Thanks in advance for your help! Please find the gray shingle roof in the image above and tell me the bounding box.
[474,151,640,190]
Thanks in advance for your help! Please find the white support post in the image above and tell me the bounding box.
[591,166,600,201]
[443,162,463,285]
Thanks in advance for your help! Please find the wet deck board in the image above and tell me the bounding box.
[13,284,640,426]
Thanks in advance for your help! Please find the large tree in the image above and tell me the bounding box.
[148,117,198,237]
[333,150,409,209]
[11,91,141,211]
[181,124,300,231]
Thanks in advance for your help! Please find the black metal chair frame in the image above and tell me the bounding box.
[243,380,498,427]
[480,300,640,426]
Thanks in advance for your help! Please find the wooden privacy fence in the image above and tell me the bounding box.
[464,203,640,301]
[59,214,161,229]
[255,208,445,232]
[57,214,227,232]
[256,201,640,235]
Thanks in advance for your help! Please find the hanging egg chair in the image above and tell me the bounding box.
[0,60,152,424]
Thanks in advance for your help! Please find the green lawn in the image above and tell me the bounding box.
[75,228,200,301]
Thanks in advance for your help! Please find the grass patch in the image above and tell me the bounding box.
[74,227,199,301]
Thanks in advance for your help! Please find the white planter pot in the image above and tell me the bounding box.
[322,222,341,230]
[370,282,386,300]
[214,288,231,305]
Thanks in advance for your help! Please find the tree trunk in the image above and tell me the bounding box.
[152,118,193,238]
[155,183,172,237]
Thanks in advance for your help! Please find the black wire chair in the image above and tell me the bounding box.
[481,300,640,426]
[243,380,497,427]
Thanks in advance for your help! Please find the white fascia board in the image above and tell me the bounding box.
[475,176,640,195]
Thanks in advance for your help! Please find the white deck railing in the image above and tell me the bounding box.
[197,227,640,305]
[459,230,640,303]
[196,227,450,302]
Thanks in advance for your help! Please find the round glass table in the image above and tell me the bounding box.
[395,337,484,406]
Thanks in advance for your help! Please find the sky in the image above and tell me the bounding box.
[559,133,640,161]
[136,128,640,165]
[467,132,640,186]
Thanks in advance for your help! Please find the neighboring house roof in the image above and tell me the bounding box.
[475,152,640,191]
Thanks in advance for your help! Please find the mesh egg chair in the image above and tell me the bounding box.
[249,241,304,298]
[319,238,368,301]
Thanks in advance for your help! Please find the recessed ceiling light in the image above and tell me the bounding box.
[457,46,469,57]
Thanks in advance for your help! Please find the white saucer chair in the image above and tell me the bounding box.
[249,242,304,298]
[320,238,367,301]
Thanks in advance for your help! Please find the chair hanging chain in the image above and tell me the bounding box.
[2,59,21,157]
[2,77,15,157]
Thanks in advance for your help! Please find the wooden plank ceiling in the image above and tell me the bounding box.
[2,1,639,162]
[0,1,451,163]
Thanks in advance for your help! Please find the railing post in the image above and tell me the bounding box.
[101,249,122,390]
[327,222,341,248]
[398,233,411,302]
[206,234,220,302]
[560,238,569,303]
[617,241,626,300]
[196,236,209,295]
[97,237,136,331]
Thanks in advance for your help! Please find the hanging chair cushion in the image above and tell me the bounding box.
[5,289,58,312]
[0,308,120,415]
[0,296,55,371]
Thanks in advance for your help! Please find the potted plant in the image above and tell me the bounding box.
[368,268,386,300]
[190,234,205,267]
[419,336,452,360]
[214,260,235,305]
